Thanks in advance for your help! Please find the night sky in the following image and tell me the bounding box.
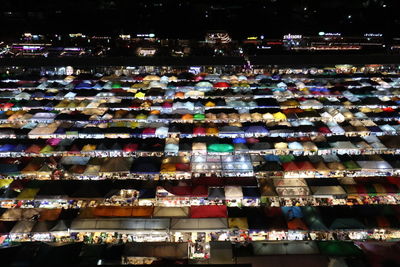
[0,0,398,39]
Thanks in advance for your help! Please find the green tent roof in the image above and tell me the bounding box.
[207,144,234,153]
[317,241,363,257]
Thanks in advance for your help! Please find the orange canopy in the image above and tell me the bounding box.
[92,206,154,217]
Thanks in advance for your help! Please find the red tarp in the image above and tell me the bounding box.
[213,82,230,88]
[92,206,154,217]
[376,216,391,228]
[192,176,224,186]
[297,161,316,171]
[39,209,62,221]
[355,184,368,194]
[282,162,300,171]
[171,186,192,196]
[287,218,309,230]
[190,205,227,218]
[191,185,208,197]
[386,176,400,186]
[265,207,284,217]
[224,177,258,186]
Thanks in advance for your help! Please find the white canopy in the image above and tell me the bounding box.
[356,161,392,170]
[224,186,243,199]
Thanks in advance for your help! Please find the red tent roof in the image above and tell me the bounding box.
[190,205,227,218]
[192,176,224,186]
[282,162,300,171]
[213,82,230,88]
[171,186,192,196]
[287,218,308,230]
[191,185,208,197]
[297,161,316,171]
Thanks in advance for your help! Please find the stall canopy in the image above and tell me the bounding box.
[10,221,35,233]
[50,220,70,232]
[190,205,227,218]
[208,187,225,200]
[152,207,189,217]
[310,186,346,196]
[170,218,228,231]
[224,186,243,199]
[317,241,363,257]
[0,208,40,221]
[252,241,319,255]
[91,206,154,218]
[70,218,170,232]
[301,207,328,230]
[228,217,248,229]
[123,242,188,259]
[242,187,261,199]
[31,221,55,233]
[207,242,233,264]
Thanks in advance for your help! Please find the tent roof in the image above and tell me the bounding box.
[317,241,363,257]
[190,205,227,218]
[224,186,243,198]
[10,221,35,233]
[123,242,188,259]
[70,218,170,232]
[310,186,346,196]
[170,218,228,230]
[252,241,319,255]
[152,207,189,217]
[208,187,225,200]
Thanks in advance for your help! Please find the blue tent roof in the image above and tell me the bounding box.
[0,144,16,152]
[233,137,246,144]
[75,82,92,89]
[139,188,156,199]
[242,187,261,199]
[0,164,20,174]
[281,206,303,219]
[264,155,280,162]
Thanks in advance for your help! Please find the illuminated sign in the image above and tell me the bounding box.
[136,47,157,56]
[64,47,82,51]
[283,34,302,39]
[319,32,341,36]
[119,34,131,40]
[247,37,258,40]
[136,33,155,38]
[364,33,383,37]
[22,46,41,50]
[69,33,86,38]
[206,32,232,43]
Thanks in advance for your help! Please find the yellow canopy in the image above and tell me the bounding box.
[228,217,248,229]
[17,188,40,200]
[0,179,13,188]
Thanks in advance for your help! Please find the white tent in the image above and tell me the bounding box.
[224,186,243,199]
[356,161,392,170]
